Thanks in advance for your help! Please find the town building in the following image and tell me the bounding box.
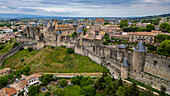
[94,18,104,25]
[84,18,89,26]
[129,32,156,44]
[25,74,42,86]
[2,87,18,96]
[0,68,11,76]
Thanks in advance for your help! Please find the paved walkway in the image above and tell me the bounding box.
[42,73,103,78]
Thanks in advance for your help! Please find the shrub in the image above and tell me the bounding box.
[44,91,51,96]
[59,79,67,87]
[21,59,24,62]
[67,48,74,54]
[28,47,33,52]
[61,46,66,48]
[19,47,24,51]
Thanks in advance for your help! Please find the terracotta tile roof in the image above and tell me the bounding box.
[56,28,74,31]
[0,68,10,74]
[18,80,28,89]
[58,25,70,27]
[129,32,156,36]
[25,74,42,81]
[110,34,129,38]
[3,87,17,96]
[0,90,6,96]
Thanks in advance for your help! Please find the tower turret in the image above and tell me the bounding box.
[121,58,130,79]
[132,41,146,71]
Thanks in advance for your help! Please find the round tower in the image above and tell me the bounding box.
[132,41,146,72]
[121,58,130,79]
[56,30,62,46]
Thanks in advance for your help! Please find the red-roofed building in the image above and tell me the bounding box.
[94,18,104,25]
[2,87,18,96]
[129,32,156,44]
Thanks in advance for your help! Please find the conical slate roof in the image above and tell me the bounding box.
[43,20,49,26]
[77,27,83,33]
[119,44,126,49]
[122,58,129,66]
[82,25,86,28]
[134,41,147,52]
[26,24,30,27]
[73,22,78,26]
[57,30,62,34]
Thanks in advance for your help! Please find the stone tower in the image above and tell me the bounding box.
[84,18,89,26]
[132,41,147,72]
[56,30,62,46]
[121,58,130,79]
[77,27,84,45]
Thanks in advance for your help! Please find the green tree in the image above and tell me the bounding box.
[155,34,170,43]
[28,85,40,96]
[59,79,68,87]
[81,85,96,96]
[119,21,128,28]
[146,24,155,31]
[54,88,63,96]
[159,85,166,96]
[104,22,110,25]
[116,86,125,96]
[44,91,51,96]
[157,40,170,56]
[160,23,169,32]
[67,48,74,54]
[166,25,170,33]
[129,81,140,96]
[13,28,18,32]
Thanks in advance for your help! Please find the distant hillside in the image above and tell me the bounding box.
[2,46,104,73]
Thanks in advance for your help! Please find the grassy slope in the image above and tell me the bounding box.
[2,46,104,73]
[0,39,15,55]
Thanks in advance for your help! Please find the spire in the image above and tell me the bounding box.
[119,44,126,49]
[26,24,30,27]
[43,20,49,26]
[57,30,62,34]
[77,27,83,33]
[122,58,129,67]
[134,41,147,52]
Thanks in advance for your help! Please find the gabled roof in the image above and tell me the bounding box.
[77,27,83,33]
[25,74,42,81]
[134,41,147,52]
[122,58,129,66]
[57,30,62,34]
[3,87,17,96]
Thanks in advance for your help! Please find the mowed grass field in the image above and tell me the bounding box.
[2,46,104,73]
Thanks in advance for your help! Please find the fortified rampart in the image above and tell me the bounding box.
[0,44,23,66]
[3,19,170,94]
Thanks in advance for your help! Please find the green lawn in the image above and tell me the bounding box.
[2,46,104,74]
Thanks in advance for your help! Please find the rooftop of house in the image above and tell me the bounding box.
[18,80,28,89]
[129,32,157,36]
[25,74,42,81]
[0,90,6,96]
[3,87,17,96]
[0,68,11,74]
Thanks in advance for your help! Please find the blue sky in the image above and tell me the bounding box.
[0,0,170,17]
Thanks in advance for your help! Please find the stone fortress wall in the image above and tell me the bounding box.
[0,43,24,66]
[1,19,169,94]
